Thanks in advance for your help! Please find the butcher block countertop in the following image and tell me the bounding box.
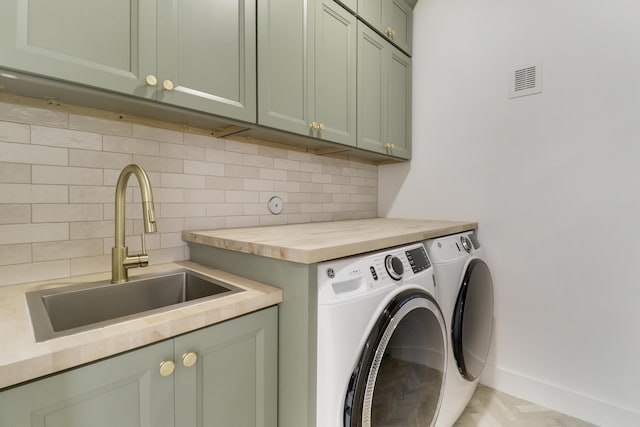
[0,261,282,390]
[182,218,478,264]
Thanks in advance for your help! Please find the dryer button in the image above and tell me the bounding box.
[370,266,378,281]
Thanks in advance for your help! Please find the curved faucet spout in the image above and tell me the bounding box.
[112,164,157,283]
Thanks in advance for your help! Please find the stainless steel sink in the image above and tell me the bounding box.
[26,269,244,342]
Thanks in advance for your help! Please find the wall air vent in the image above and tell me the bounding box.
[509,61,543,99]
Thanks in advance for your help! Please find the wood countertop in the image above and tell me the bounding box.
[182,218,478,264]
[0,261,282,390]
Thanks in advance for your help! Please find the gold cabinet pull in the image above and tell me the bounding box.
[162,80,175,91]
[309,121,319,130]
[385,27,395,39]
[182,352,198,368]
[145,75,158,86]
[159,360,175,377]
[318,123,326,131]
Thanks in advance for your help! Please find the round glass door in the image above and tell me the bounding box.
[345,290,447,427]
[452,258,494,381]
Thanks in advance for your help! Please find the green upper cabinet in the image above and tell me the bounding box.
[0,0,256,122]
[0,0,157,98]
[258,0,357,147]
[155,0,256,122]
[357,0,413,55]
[357,22,411,159]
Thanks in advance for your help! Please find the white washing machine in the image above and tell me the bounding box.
[424,231,494,427]
[317,242,448,427]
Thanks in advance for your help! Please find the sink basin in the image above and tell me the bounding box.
[26,269,244,342]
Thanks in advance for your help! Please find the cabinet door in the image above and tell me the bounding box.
[313,0,357,146]
[357,23,411,159]
[387,45,412,159]
[156,0,256,122]
[174,307,278,427]
[0,340,175,427]
[384,0,413,54]
[357,23,387,153]
[257,0,313,136]
[0,0,157,98]
[358,0,412,55]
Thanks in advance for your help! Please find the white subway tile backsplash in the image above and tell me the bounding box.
[69,186,114,203]
[0,184,68,203]
[69,114,133,136]
[32,204,103,223]
[243,153,274,168]
[260,168,287,181]
[184,160,225,177]
[205,203,243,217]
[133,124,183,144]
[0,103,68,127]
[224,164,260,179]
[0,121,29,143]
[206,148,243,165]
[69,149,131,169]
[103,135,160,156]
[132,155,183,174]
[0,162,31,183]
[33,239,103,262]
[31,126,102,150]
[0,204,30,224]
[184,189,224,203]
[159,142,205,160]
[0,141,68,166]
[183,133,224,149]
[161,173,206,189]
[225,190,259,203]
[0,244,32,266]
[0,223,69,245]
[33,165,103,185]
[70,220,114,239]
[0,260,70,287]
[0,97,377,285]
[274,158,300,171]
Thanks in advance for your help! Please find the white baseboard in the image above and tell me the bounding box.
[480,363,640,427]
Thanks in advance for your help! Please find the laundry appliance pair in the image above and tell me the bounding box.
[316,231,493,426]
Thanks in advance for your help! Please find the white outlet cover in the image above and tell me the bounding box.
[268,196,284,215]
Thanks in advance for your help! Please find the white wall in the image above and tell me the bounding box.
[379,0,640,425]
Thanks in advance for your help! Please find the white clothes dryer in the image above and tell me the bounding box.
[317,242,448,427]
[424,231,494,427]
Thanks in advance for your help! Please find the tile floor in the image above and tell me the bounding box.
[454,385,598,427]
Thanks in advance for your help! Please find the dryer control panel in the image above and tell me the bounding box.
[317,242,434,304]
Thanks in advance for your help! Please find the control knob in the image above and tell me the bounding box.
[385,255,404,281]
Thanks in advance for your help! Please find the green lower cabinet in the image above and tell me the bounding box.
[174,307,278,427]
[357,22,412,159]
[0,307,277,427]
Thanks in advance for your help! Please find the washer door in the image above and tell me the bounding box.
[344,290,447,427]
[452,258,494,381]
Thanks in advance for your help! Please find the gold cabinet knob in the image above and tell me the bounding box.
[145,75,158,86]
[309,121,319,130]
[162,80,174,91]
[318,123,326,131]
[390,144,395,149]
[182,352,198,368]
[159,360,175,377]
[385,27,395,39]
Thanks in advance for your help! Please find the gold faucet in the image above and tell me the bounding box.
[111,164,157,283]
